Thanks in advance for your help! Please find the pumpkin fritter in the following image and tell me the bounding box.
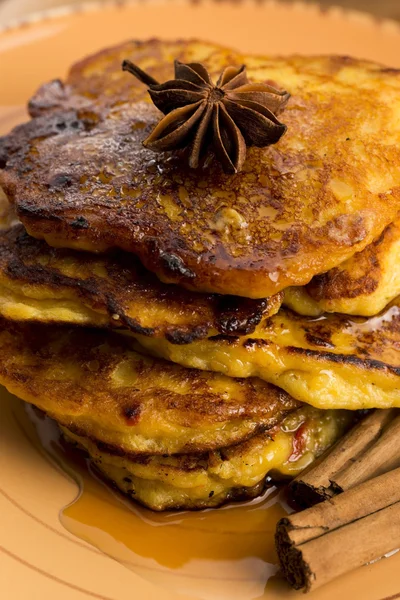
[0,318,301,454]
[1,40,400,297]
[133,300,400,410]
[284,218,400,317]
[0,218,397,334]
[61,405,353,510]
[0,225,281,342]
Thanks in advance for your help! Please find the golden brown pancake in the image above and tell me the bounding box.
[0,318,300,454]
[284,218,400,317]
[0,217,396,338]
[133,300,400,410]
[62,405,352,510]
[0,225,281,343]
[0,200,397,332]
[1,40,400,298]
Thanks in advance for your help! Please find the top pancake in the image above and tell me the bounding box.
[1,40,400,298]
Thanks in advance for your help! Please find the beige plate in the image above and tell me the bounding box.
[1,2,400,599]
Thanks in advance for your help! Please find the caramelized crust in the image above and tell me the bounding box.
[0,225,281,342]
[0,318,300,454]
[1,40,400,297]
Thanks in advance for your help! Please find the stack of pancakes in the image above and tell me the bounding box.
[0,40,399,511]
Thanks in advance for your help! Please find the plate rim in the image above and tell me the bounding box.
[1,0,400,36]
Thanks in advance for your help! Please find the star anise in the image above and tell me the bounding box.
[122,59,290,173]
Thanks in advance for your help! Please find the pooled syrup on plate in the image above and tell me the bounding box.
[15,397,291,600]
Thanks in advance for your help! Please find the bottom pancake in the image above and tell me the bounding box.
[61,406,353,511]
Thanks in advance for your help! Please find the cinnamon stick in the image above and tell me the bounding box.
[334,413,400,492]
[276,467,400,592]
[290,409,400,508]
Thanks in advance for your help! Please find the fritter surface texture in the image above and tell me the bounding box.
[0,318,300,454]
[1,40,400,297]
[135,300,400,410]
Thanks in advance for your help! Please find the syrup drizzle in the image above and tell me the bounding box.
[13,398,291,600]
